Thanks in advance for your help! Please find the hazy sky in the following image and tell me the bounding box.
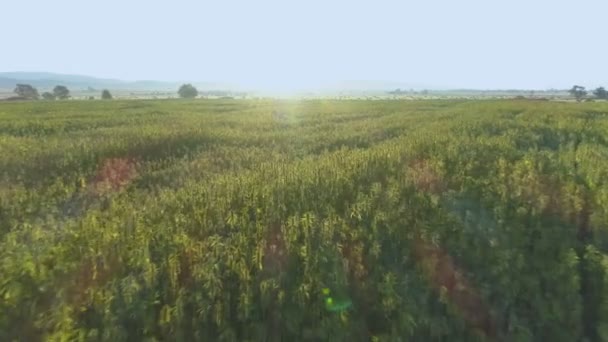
[2,0,607,90]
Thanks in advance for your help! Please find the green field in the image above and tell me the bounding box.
[1,99,608,341]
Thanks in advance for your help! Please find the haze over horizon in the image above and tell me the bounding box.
[2,0,607,91]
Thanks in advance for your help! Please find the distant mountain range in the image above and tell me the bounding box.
[0,72,442,93]
[0,72,236,92]
[0,72,569,96]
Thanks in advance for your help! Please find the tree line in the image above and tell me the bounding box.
[569,85,607,102]
[8,82,608,102]
[11,84,113,100]
[9,83,200,100]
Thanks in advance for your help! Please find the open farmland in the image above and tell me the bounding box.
[1,99,608,341]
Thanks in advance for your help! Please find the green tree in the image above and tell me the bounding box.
[53,85,70,100]
[41,92,55,100]
[569,85,587,102]
[593,87,607,99]
[101,89,113,100]
[178,84,198,98]
[13,84,39,100]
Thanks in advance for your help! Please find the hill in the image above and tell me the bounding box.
[0,72,234,92]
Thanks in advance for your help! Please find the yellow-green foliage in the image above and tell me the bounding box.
[1,99,608,341]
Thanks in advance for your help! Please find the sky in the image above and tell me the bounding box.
[2,0,607,90]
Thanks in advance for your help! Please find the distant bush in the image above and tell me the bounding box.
[569,85,587,102]
[13,84,39,100]
[178,84,198,98]
[101,89,113,100]
[593,87,607,99]
[53,85,70,100]
[42,92,56,100]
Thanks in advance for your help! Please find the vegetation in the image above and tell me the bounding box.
[41,92,56,100]
[569,85,588,102]
[1,99,608,341]
[13,84,39,100]
[53,85,70,100]
[101,89,113,100]
[178,83,198,98]
[594,87,608,100]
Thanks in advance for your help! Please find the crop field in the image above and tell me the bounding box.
[1,99,608,341]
